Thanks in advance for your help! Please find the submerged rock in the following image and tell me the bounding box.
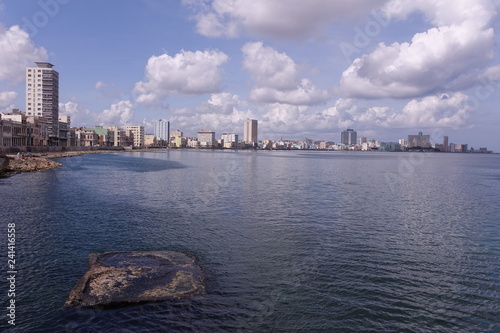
[64,251,205,308]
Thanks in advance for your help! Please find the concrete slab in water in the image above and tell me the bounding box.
[64,251,204,308]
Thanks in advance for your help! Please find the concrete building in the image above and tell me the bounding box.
[126,126,145,147]
[221,133,238,148]
[87,126,113,146]
[171,129,183,138]
[74,128,98,147]
[58,115,71,147]
[1,110,26,147]
[341,129,357,145]
[27,116,49,146]
[26,62,59,145]
[198,130,216,148]
[144,134,157,147]
[443,136,449,152]
[154,119,170,142]
[408,131,431,148]
[244,119,258,145]
[107,126,128,146]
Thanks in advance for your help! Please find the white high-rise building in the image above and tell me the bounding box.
[244,119,258,145]
[154,119,170,141]
[26,62,59,144]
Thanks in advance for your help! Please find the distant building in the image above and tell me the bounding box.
[244,119,258,145]
[443,136,449,152]
[198,130,215,148]
[408,131,430,148]
[26,62,59,145]
[75,127,98,147]
[126,126,145,147]
[107,126,127,146]
[154,119,170,142]
[58,115,71,147]
[87,126,113,146]
[170,129,183,138]
[341,129,357,145]
[221,133,238,148]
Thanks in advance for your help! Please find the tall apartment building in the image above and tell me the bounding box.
[126,125,145,147]
[26,62,59,145]
[341,129,357,145]
[443,136,449,152]
[244,119,258,145]
[154,119,170,141]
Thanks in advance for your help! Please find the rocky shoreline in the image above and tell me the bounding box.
[0,154,63,177]
[0,149,168,178]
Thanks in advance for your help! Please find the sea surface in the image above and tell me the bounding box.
[0,150,499,332]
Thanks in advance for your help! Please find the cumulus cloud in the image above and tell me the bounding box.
[242,42,329,105]
[0,91,17,112]
[59,101,96,127]
[0,91,17,105]
[168,93,255,135]
[391,93,472,128]
[98,100,134,126]
[256,92,473,139]
[0,25,48,84]
[205,92,245,114]
[320,93,472,130]
[184,0,387,40]
[338,0,497,99]
[134,50,229,105]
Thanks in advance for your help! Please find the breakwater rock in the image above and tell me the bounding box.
[64,251,205,308]
[4,156,62,173]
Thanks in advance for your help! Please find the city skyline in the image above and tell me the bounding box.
[0,1,500,151]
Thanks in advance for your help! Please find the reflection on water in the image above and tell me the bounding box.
[0,151,499,332]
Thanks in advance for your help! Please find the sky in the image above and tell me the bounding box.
[0,0,500,151]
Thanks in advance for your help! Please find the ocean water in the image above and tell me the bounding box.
[0,150,499,332]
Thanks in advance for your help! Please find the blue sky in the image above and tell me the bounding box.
[1,0,499,151]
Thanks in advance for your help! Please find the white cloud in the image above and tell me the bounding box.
[168,93,255,135]
[392,93,472,128]
[59,101,96,127]
[257,92,472,139]
[242,42,329,105]
[134,50,229,105]
[185,0,387,40]
[0,91,18,111]
[98,100,134,126]
[206,92,245,114]
[95,81,106,90]
[338,0,497,99]
[0,25,48,84]
[320,93,472,130]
